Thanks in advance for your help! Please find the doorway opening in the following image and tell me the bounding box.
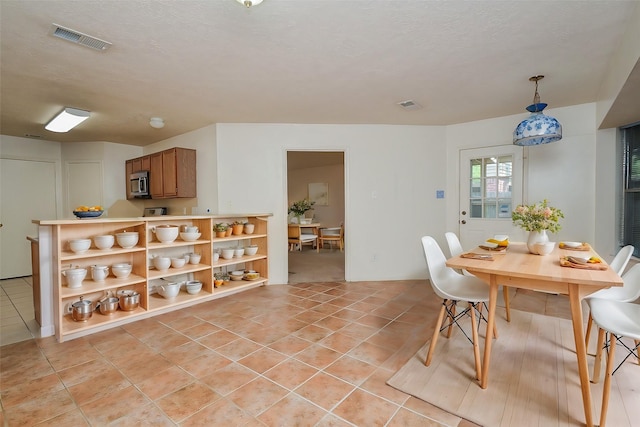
[286,151,345,284]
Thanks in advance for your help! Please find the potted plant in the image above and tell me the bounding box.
[288,199,315,224]
[512,199,564,254]
[231,220,244,235]
[214,223,228,238]
[214,271,228,288]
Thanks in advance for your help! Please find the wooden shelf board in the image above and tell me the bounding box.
[213,254,266,268]
[61,246,145,261]
[60,275,146,298]
[147,265,211,280]
[148,239,210,250]
[61,306,147,334]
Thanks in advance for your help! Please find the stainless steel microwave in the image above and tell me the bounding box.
[130,171,150,198]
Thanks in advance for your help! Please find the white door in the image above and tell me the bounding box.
[0,159,58,279]
[458,145,524,249]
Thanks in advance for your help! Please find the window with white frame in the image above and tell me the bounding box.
[621,124,640,258]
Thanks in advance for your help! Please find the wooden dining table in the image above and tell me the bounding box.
[446,242,624,427]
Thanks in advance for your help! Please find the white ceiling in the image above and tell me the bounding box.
[1,0,639,146]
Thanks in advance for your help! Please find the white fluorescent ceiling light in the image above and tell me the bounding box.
[45,107,91,132]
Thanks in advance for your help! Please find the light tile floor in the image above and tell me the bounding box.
[0,279,571,426]
[0,277,39,347]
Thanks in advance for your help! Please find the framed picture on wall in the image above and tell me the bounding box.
[308,182,329,206]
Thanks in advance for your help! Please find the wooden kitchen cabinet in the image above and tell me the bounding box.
[149,147,196,199]
[126,155,151,200]
[131,155,150,173]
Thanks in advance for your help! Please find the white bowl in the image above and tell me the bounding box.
[180,232,201,242]
[69,239,91,254]
[153,225,179,243]
[185,280,202,295]
[221,248,235,260]
[94,235,115,250]
[116,232,139,249]
[158,282,180,298]
[234,248,245,257]
[62,267,87,288]
[152,256,171,271]
[493,235,509,242]
[171,257,186,268]
[244,245,258,256]
[111,263,132,278]
[230,271,244,281]
[563,241,582,248]
[189,253,202,264]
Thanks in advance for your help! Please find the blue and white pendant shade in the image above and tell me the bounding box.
[513,75,562,146]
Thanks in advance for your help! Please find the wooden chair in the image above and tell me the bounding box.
[317,224,344,252]
[288,225,317,251]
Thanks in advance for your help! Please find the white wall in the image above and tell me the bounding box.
[61,142,142,217]
[216,124,447,284]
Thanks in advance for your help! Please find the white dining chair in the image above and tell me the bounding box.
[584,246,636,347]
[445,231,511,322]
[421,236,496,381]
[608,245,634,276]
[588,298,640,427]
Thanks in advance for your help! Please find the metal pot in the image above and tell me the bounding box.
[118,290,140,311]
[96,296,119,315]
[69,296,93,322]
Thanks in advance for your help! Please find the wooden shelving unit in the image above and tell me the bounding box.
[43,214,270,342]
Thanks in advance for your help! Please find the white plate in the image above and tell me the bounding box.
[483,241,499,249]
[563,241,582,248]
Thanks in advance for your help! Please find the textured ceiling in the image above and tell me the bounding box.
[1,0,639,146]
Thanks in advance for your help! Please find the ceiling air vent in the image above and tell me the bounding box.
[50,24,112,51]
[396,100,423,111]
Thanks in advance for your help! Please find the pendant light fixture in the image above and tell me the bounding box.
[513,75,562,146]
[236,0,263,7]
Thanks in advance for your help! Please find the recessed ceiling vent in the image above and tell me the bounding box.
[397,100,422,111]
[50,24,112,51]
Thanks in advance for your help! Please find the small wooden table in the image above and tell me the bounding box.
[446,242,623,427]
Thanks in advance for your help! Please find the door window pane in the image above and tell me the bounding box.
[468,155,513,220]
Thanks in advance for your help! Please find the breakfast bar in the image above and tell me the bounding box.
[446,242,623,427]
